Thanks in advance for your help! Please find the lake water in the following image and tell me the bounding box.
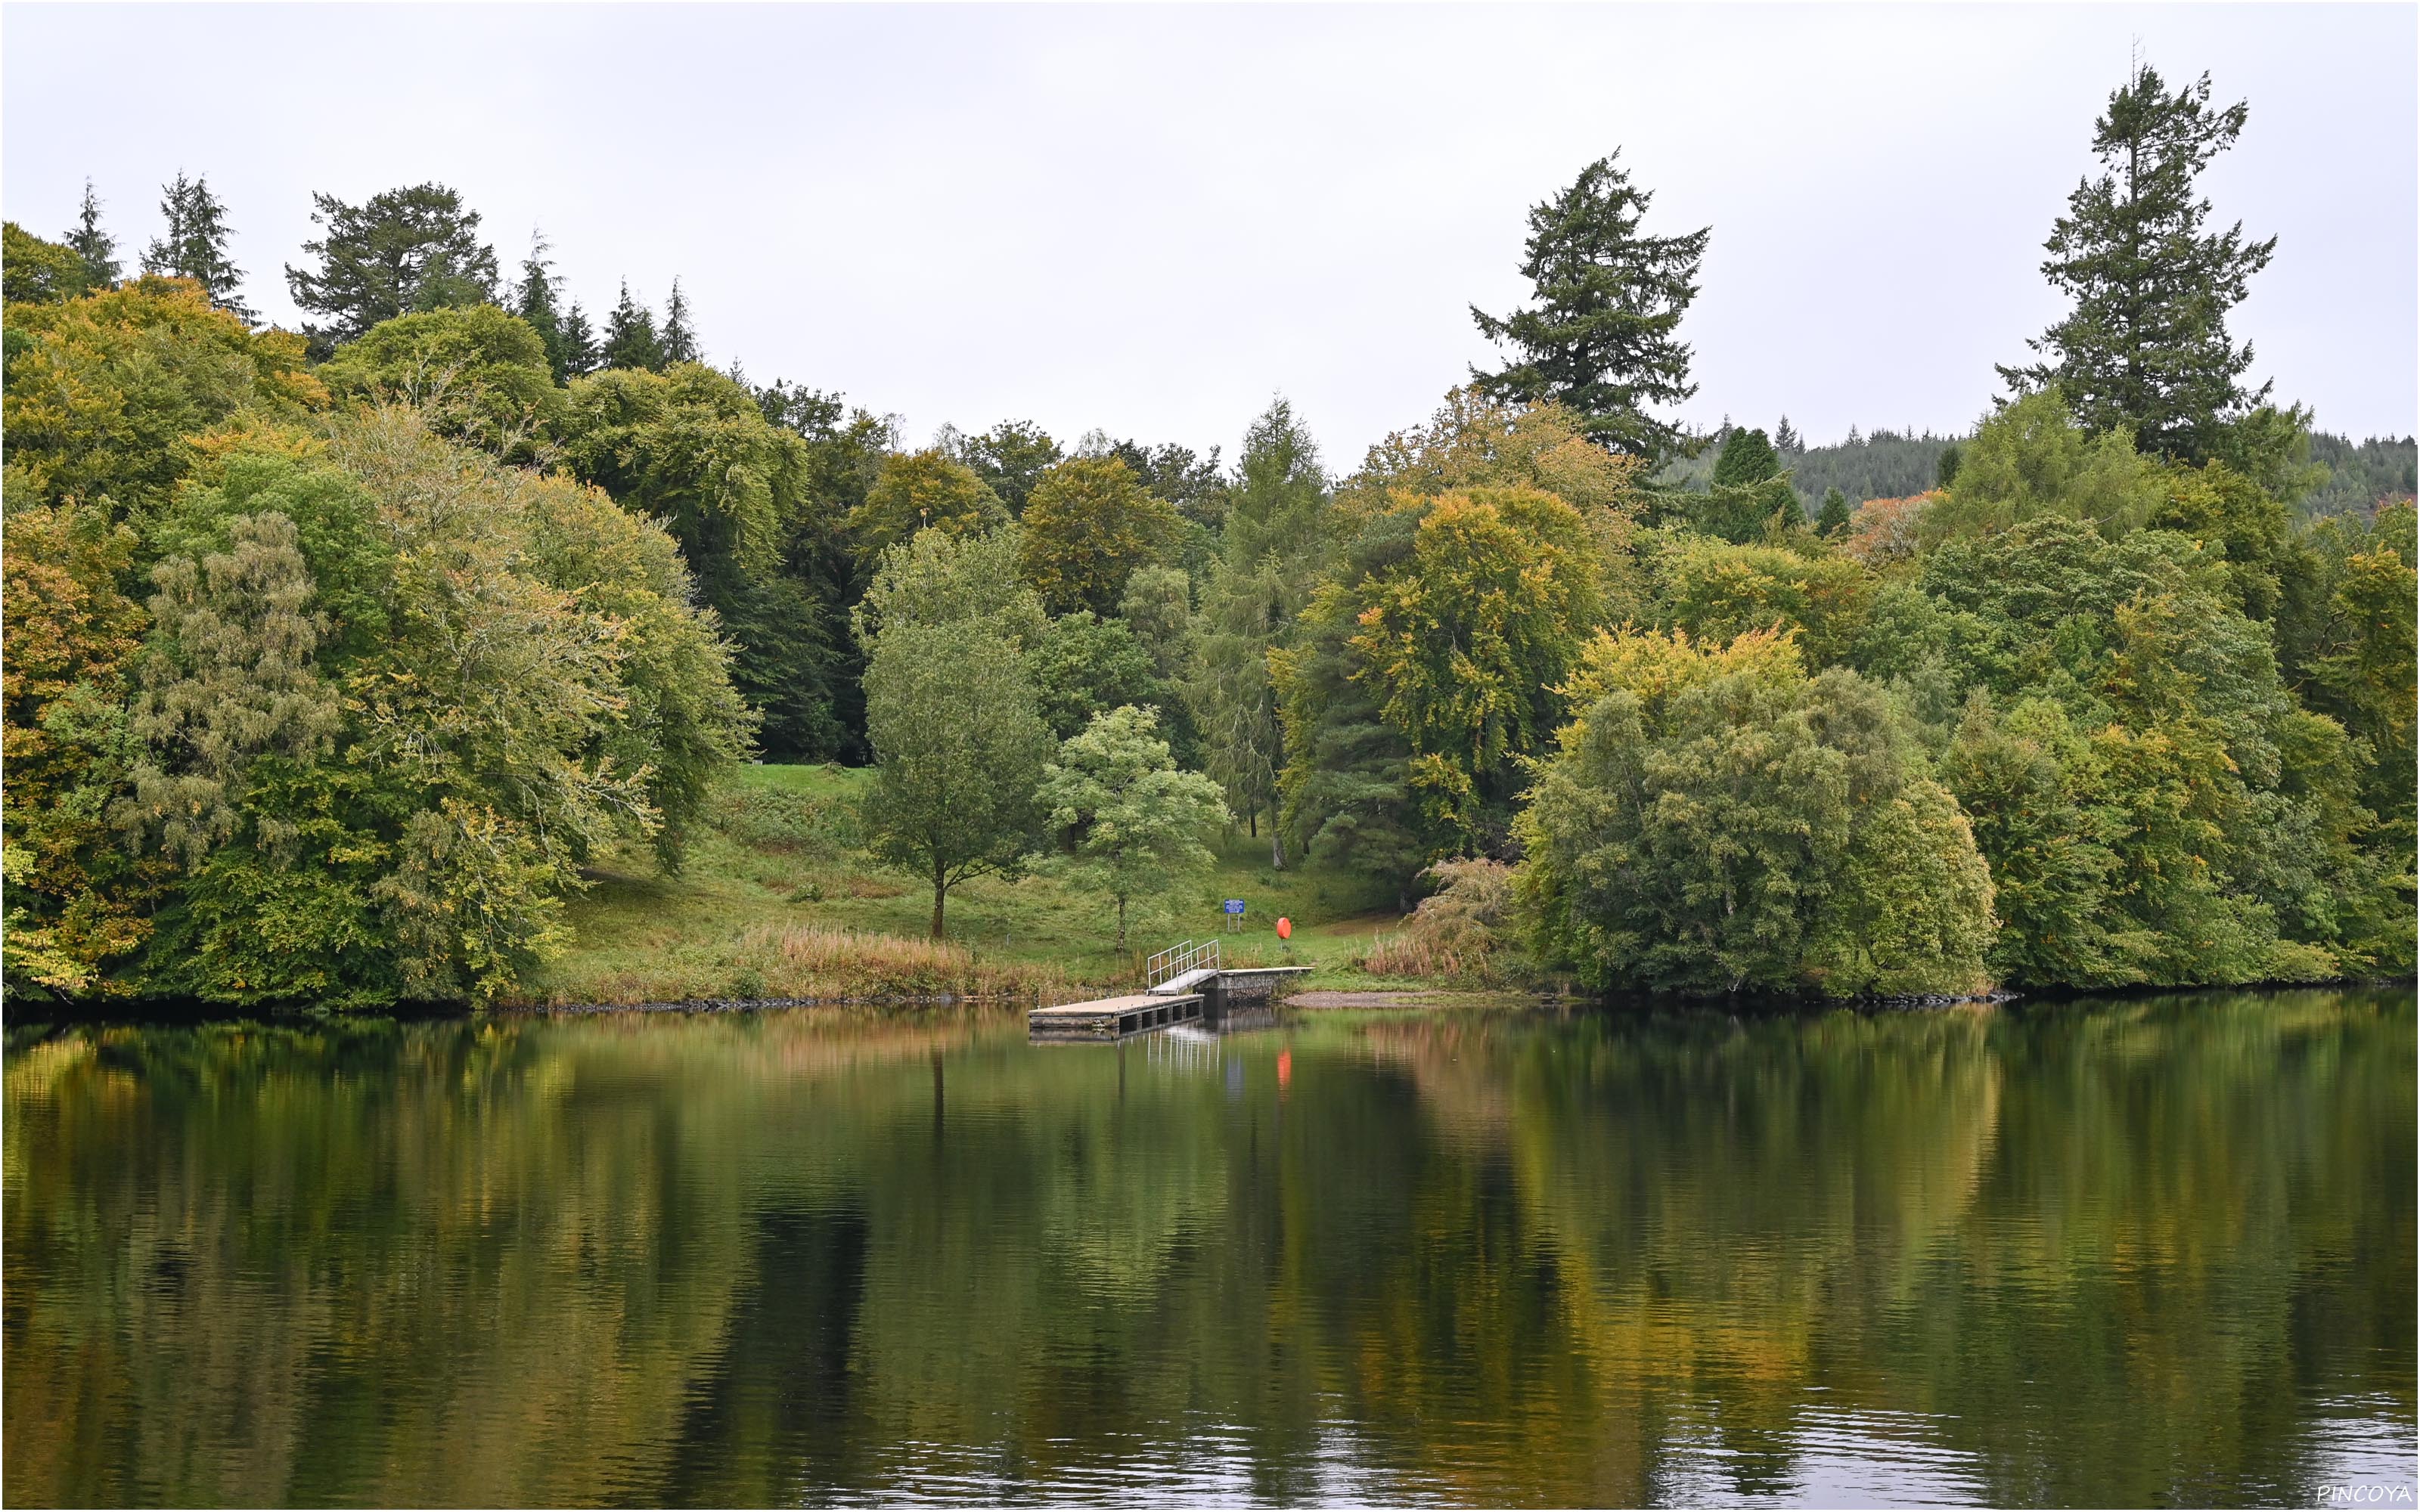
[5,989,2412,1507]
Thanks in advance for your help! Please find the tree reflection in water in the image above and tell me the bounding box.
[4,990,2411,1505]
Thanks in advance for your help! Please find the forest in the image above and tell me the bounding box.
[3,63,2412,1008]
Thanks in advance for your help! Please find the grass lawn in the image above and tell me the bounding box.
[523,763,1422,1005]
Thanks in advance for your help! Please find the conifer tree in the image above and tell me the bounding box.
[559,301,600,377]
[1816,486,1852,537]
[1775,414,1802,452]
[64,178,119,288]
[1470,151,1708,459]
[660,277,700,366]
[513,231,569,383]
[2000,65,2276,463]
[600,280,665,371]
[141,172,252,321]
[1711,427,1782,486]
[284,182,498,357]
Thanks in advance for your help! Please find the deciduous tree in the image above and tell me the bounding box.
[1018,455,1178,615]
[1035,705,1229,952]
[861,618,1053,939]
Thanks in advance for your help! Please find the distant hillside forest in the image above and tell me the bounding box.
[5,61,2412,1010]
[1659,420,2418,518]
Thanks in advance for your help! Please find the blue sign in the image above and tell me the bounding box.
[1223,899,1246,916]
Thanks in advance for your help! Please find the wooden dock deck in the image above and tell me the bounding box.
[1026,965,1314,1043]
[1028,993,1203,1042]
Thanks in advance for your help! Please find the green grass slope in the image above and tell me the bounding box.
[524,763,1416,1005]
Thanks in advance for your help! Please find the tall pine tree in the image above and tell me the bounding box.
[661,277,700,365]
[64,178,119,288]
[2000,66,2276,464]
[141,171,252,321]
[600,280,665,371]
[1470,151,1708,459]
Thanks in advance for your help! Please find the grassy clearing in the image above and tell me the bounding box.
[523,763,1422,1005]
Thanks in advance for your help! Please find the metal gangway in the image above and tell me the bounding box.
[1145,938,1222,996]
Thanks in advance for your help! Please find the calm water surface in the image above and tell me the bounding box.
[5,989,2412,1507]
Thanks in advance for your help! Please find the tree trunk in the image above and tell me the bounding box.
[1115,893,1128,954]
[1270,814,1286,871]
[930,871,947,940]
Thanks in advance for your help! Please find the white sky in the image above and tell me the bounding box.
[5,2,2413,467]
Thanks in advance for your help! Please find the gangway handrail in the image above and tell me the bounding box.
[1146,937,1221,988]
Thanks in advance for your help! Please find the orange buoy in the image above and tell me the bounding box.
[1276,916,1292,940]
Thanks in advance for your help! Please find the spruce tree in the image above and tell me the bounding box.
[600,280,665,371]
[1775,414,1802,452]
[660,277,700,366]
[513,231,569,383]
[560,302,600,377]
[1470,150,1709,459]
[2000,66,2276,464]
[1711,427,1781,486]
[64,178,119,288]
[1816,487,1853,538]
[141,172,252,321]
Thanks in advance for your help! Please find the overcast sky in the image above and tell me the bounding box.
[5,3,2413,466]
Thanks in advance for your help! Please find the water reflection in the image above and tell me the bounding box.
[5,990,2411,1507]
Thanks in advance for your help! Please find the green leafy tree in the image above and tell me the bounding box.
[1921,513,2397,981]
[2,500,163,996]
[1653,534,1873,666]
[2280,498,2418,842]
[1106,437,1228,528]
[600,280,666,372]
[2,275,323,519]
[1516,628,1996,996]
[1923,389,2167,542]
[951,420,1063,512]
[1335,485,1601,850]
[661,277,701,365]
[2000,66,2276,463]
[64,179,119,288]
[1815,487,1853,537]
[1035,705,1229,953]
[852,525,1046,651]
[3,223,91,304]
[554,361,852,759]
[1030,611,1165,742]
[141,172,251,321]
[316,305,563,457]
[1470,151,1709,458]
[1018,455,1179,615]
[285,183,498,358]
[861,618,1054,939]
[850,449,1007,559]
[1116,565,1202,766]
[108,411,748,1005]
